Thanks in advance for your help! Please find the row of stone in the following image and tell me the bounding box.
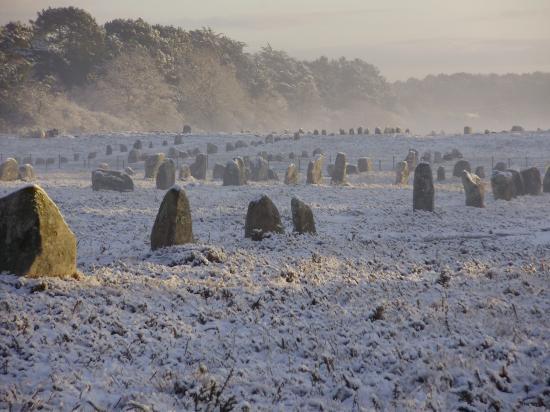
[0,158,36,182]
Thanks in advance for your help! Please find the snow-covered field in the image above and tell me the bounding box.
[1,131,549,411]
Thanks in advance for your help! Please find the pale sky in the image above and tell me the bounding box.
[2,0,549,81]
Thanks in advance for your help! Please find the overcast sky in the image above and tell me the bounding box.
[2,0,549,81]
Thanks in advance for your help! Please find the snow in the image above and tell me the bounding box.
[1,131,549,410]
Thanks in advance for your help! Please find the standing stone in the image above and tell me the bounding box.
[133,140,142,150]
[174,135,183,145]
[437,166,445,182]
[395,161,409,185]
[327,164,334,177]
[150,186,193,250]
[543,167,550,193]
[106,145,113,155]
[285,164,299,185]
[18,164,35,181]
[212,163,225,180]
[156,159,176,190]
[226,142,235,152]
[413,163,434,212]
[506,169,525,197]
[223,160,245,186]
[92,170,134,192]
[374,127,382,135]
[268,169,278,181]
[207,143,218,154]
[331,152,347,184]
[491,171,514,201]
[312,148,324,157]
[346,165,358,175]
[0,185,77,278]
[464,126,472,135]
[119,144,128,152]
[0,158,19,181]
[244,195,284,240]
[462,171,485,207]
[307,155,324,184]
[128,149,141,164]
[421,152,432,163]
[453,160,471,177]
[434,152,442,163]
[475,166,486,179]
[182,125,192,134]
[190,154,207,180]
[494,162,507,172]
[291,197,316,234]
[145,153,165,178]
[405,150,418,170]
[250,157,269,181]
[357,157,373,172]
[179,165,191,180]
[521,167,542,195]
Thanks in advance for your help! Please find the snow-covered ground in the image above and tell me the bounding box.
[1,131,549,411]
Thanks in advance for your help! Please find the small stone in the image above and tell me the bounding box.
[453,160,471,177]
[436,166,445,182]
[207,143,218,154]
[284,164,299,185]
[520,167,542,195]
[244,195,284,240]
[331,152,347,184]
[491,171,514,201]
[179,165,191,180]
[18,164,35,181]
[395,161,409,185]
[144,153,165,178]
[128,149,141,164]
[190,154,207,180]
[291,197,316,234]
[156,159,176,190]
[92,170,134,192]
[212,163,225,180]
[357,157,373,172]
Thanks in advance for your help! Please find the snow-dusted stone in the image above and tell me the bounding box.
[284,164,299,185]
[436,166,445,182]
[124,167,134,176]
[462,171,485,208]
[174,134,183,145]
[413,163,434,212]
[475,166,486,179]
[346,164,358,175]
[306,155,324,184]
[506,169,525,197]
[156,159,176,190]
[190,154,207,180]
[92,170,134,192]
[405,150,418,171]
[0,158,19,181]
[331,152,347,184]
[0,185,77,278]
[119,144,128,152]
[250,157,269,181]
[207,143,218,154]
[453,160,471,177]
[491,171,514,201]
[494,162,507,172]
[133,139,142,150]
[520,167,542,195]
[145,153,165,178]
[291,197,316,234]
[223,160,244,186]
[244,195,284,240]
[395,161,409,185]
[150,186,193,250]
[357,157,373,172]
[543,167,550,193]
[18,164,35,181]
[128,149,141,163]
[212,163,225,180]
[98,163,109,170]
[179,165,191,180]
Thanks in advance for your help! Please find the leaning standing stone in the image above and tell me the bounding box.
[462,171,485,207]
[306,155,324,184]
[244,195,284,240]
[520,167,542,195]
[156,159,176,190]
[150,186,193,250]
[291,197,316,234]
[331,152,347,184]
[285,164,299,185]
[413,163,434,212]
[0,158,19,181]
[92,170,134,192]
[395,161,409,185]
[145,153,165,178]
[453,160,471,177]
[0,185,77,278]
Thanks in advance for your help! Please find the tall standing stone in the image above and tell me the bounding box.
[462,171,485,207]
[331,152,347,184]
[156,159,176,190]
[145,153,165,178]
[307,155,324,184]
[413,163,434,212]
[150,186,193,250]
[291,197,316,234]
[0,158,19,181]
[395,161,409,185]
[284,164,299,185]
[244,195,284,240]
[190,154,207,180]
[0,185,77,278]
[520,167,542,195]
[453,160,471,177]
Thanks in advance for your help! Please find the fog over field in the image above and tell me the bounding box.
[0,2,549,411]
